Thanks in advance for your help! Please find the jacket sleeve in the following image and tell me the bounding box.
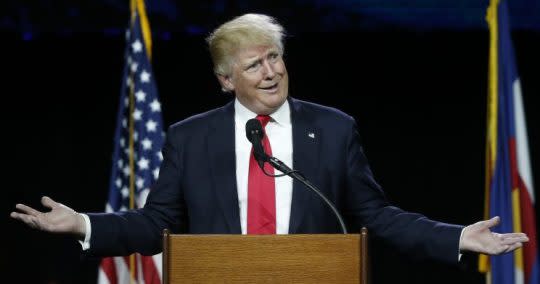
[85,126,186,257]
[342,118,463,264]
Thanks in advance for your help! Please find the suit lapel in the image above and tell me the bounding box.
[207,101,242,233]
[288,98,321,233]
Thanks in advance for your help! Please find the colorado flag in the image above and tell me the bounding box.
[479,1,539,284]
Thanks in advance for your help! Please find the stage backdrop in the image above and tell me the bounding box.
[3,5,539,284]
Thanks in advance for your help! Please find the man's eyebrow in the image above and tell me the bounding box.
[240,50,278,67]
[241,57,262,67]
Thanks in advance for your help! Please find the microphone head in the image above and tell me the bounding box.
[245,118,265,143]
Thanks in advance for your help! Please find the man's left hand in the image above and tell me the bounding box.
[459,216,529,255]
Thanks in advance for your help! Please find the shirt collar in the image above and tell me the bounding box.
[234,98,291,127]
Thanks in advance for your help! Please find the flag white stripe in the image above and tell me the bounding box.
[137,254,144,284]
[513,79,535,201]
[97,268,111,284]
[515,267,524,284]
[152,253,163,281]
[114,257,131,284]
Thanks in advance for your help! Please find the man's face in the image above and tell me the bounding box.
[220,45,289,115]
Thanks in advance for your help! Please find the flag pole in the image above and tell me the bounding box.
[98,0,163,282]
[479,0,499,281]
[128,0,137,282]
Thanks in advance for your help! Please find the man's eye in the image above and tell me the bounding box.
[269,53,279,61]
[246,62,260,71]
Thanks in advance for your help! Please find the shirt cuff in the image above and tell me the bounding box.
[78,213,92,251]
[458,228,465,261]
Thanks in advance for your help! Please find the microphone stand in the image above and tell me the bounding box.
[265,156,348,234]
[246,118,347,234]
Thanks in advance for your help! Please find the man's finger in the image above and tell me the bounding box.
[10,211,23,220]
[501,236,529,245]
[504,242,523,253]
[500,233,529,239]
[14,204,42,216]
[12,212,39,228]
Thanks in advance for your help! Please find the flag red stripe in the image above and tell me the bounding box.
[518,179,538,283]
[141,255,161,284]
[510,120,539,283]
[100,257,118,284]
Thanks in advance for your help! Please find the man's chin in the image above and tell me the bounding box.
[251,99,285,114]
[264,95,287,107]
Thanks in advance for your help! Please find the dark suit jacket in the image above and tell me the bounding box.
[87,97,463,264]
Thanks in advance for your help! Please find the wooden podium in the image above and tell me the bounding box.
[162,228,368,283]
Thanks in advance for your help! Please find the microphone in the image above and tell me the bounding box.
[245,118,268,169]
[244,118,348,234]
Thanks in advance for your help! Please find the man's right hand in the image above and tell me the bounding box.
[10,196,86,239]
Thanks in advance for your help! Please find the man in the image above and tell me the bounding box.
[11,14,527,263]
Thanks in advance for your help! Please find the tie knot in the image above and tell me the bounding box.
[256,115,271,128]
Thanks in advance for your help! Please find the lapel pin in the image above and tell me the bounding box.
[308,132,315,139]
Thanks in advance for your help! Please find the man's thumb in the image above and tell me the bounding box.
[41,196,58,209]
[485,216,501,228]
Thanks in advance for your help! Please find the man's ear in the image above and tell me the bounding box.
[217,74,234,92]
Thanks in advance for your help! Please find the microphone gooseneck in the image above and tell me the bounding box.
[244,118,348,234]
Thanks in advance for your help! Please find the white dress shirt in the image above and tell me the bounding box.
[234,99,293,234]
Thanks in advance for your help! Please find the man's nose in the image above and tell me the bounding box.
[262,60,276,79]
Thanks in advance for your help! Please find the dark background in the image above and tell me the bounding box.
[2,1,540,283]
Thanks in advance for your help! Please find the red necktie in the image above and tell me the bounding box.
[247,115,276,234]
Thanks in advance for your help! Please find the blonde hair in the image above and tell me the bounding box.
[206,14,285,76]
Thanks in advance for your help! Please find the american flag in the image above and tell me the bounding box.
[98,1,163,283]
